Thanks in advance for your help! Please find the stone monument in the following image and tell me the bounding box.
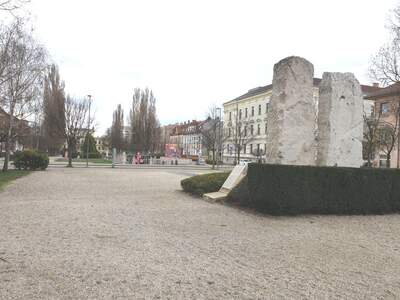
[316,72,363,167]
[265,56,316,165]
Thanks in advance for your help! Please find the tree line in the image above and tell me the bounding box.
[0,13,93,170]
[107,88,162,155]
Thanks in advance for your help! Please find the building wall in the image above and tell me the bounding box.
[223,91,271,163]
[168,121,205,158]
[372,96,400,168]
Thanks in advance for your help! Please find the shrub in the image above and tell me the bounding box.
[181,172,230,196]
[13,150,49,171]
[205,158,214,165]
[85,152,102,159]
[248,164,400,215]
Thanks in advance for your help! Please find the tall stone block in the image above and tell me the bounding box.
[265,56,316,165]
[316,72,363,167]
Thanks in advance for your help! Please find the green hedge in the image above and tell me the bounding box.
[13,150,49,171]
[181,172,230,196]
[227,176,250,206]
[248,164,400,215]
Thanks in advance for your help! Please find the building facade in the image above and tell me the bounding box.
[223,79,380,164]
[364,83,400,168]
[0,107,31,156]
[168,120,206,158]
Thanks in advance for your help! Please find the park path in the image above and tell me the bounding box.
[1,168,400,299]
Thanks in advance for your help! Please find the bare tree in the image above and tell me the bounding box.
[0,0,29,12]
[42,64,66,154]
[369,3,400,86]
[378,121,399,167]
[227,102,256,165]
[55,96,91,167]
[129,88,160,154]
[200,105,224,169]
[363,112,381,167]
[369,41,400,86]
[111,104,125,152]
[0,20,47,171]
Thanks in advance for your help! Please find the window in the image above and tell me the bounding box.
[229,111,232,121]
[244,126,247,137]
[380,102,390,115]
[228,128,231,137]
[245,108,248,118]
[265,123,268,134]
[257,144,260,154]
[239,109,242,120]
[258,104,261,115]
[257,124,261,135]
[243,144,247,154]
[251,106,254,116]
[250,125,254,135]
[250,144,253,154]
[266,103,270,113]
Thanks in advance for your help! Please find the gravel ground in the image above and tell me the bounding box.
[1,168,400,299]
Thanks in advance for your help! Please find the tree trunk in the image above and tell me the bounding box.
[67,141,73,168]
[387,154,391,168]
[212,148,215,169]
[367,145,372,167]
[2,138,10,172]
[2,102,15,172]
[237,145,241,166]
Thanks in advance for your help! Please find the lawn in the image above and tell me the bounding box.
[0,170,31,191]
[55,158,112,164]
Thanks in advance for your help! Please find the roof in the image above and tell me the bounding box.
[364,82,400,100]
[170,120,207,136]
[225,78,381,105]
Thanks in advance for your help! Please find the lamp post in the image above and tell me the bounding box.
[216,107,222,169]
[86,94,92,168]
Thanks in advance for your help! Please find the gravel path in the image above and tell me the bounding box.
[1,168,400,299]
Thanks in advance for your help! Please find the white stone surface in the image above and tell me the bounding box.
[221,164,247,191]
[316,72,363,167]
[265,56,316,165]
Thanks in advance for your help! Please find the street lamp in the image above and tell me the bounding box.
[86,95,92,168]
[216,107,222,168]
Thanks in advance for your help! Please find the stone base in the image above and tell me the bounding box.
[203,191,228,203]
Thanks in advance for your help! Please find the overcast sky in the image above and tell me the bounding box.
[15,0,399,134]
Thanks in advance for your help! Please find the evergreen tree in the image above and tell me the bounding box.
[82,133,101,158]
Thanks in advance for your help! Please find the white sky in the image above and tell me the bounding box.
[12,0,400,134]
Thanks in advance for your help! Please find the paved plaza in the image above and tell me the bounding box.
[1,168,400,299]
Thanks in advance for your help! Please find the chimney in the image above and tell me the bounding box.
[373,82,379,88]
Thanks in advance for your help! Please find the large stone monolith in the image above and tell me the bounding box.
[265,56,316,165]
[316,72,363,167]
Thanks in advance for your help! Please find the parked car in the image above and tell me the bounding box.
[239,159,252,166]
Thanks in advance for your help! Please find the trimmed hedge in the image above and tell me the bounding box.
[181,172,230,196]
[248,164,400,215]
[227,176,250,206]
[13,150,49,171]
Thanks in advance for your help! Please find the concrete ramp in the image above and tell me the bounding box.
[203,164,248,203]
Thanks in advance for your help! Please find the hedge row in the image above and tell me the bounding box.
[181,172,230,196]
[13,150,49,171]
[248,164,400,215]
[227,176,250,206]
